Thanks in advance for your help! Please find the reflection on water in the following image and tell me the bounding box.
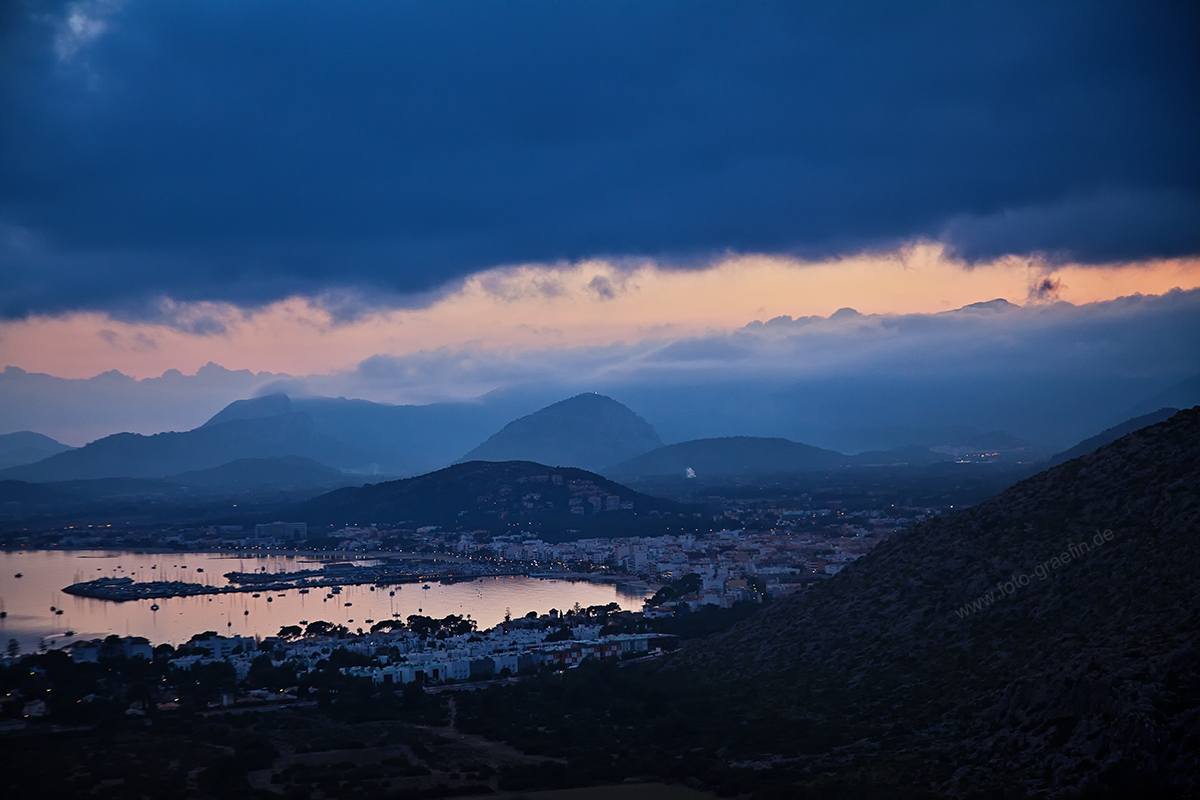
[0,550,650,653]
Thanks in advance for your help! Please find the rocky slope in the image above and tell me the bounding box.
[678,407,1200,796]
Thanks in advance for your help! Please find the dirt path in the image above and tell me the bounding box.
[418,695,564,767]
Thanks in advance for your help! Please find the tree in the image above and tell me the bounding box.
[304,620,341,637]
[369,619,406,634]
[406,615,439,636]
[5,638,18,659]
[247,653,297,690]
[647,573,703,606]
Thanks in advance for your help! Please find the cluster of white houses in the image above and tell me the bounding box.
[341,632,659,686]
[66,627,667,688]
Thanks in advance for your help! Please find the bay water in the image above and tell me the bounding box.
[0,550,651,654]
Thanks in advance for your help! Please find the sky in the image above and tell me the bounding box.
[1,1,1198,445]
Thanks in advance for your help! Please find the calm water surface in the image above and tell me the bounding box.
[0,550,650,653]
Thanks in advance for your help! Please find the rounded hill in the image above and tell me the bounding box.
[458,393,663,472]
[606,435,847,480]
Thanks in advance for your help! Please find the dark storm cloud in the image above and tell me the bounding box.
[1,1,1198,317]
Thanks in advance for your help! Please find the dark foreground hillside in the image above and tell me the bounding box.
[673,406,1200,796]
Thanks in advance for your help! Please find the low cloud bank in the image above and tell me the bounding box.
[4,290,1196,449]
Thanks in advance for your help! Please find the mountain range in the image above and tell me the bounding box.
[1,381,1194,494]
[0,413,373,482]
[0,392,653,483]
[196,392,533,475]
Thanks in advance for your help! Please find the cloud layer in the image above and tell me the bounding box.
[6,287,1197,448]
[4,247,1197,380]
[2,2,1197,317]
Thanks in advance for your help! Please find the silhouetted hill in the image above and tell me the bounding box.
[1047,406,1180,466]
[607,437,956,481]
[0,414,374,481]
[287,460,687,541]
[0,477,182,523]
[606,436,847,480]
[0,479,70,505]
[0,431,74,470]
[847,442,953,466]
[165,456,359,492]
[459,394,663,472]
[673,407,1200,796]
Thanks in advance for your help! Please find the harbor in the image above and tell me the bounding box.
[0,550,651,653]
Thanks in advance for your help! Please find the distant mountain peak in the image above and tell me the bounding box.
[0,431,75,471]
[958,297,1020,312]
[459,393,663,472]
[202,393,293,427]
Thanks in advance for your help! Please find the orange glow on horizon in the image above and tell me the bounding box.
[2,244,1198,380]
